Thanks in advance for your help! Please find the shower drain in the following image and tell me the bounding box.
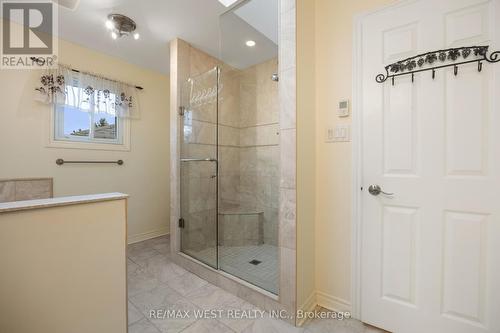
[249,259,262,265]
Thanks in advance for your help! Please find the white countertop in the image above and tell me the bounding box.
[0,193,129,213]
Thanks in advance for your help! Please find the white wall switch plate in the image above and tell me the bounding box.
[334,124,350,142]
[325,127,335,142]
[326,124,350,143]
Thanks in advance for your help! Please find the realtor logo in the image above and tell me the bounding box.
[1,1,57,69]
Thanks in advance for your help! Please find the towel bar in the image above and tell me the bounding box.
[56,159,124,165]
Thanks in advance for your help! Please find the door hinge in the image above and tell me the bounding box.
[179,106,186,116]
[178,218,185,229]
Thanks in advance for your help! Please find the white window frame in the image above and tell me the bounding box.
[48,104,131,151]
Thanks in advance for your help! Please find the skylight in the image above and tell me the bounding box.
[218,0,239,7]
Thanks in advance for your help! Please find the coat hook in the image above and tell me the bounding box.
[376,46,500,84]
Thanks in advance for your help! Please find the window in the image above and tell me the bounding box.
[51,85,129,149]
[54,105,123,145]
[38,67,136,151]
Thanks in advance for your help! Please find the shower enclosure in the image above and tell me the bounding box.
[179,0,279,294]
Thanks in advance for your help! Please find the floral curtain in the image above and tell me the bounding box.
[35,65,140,119]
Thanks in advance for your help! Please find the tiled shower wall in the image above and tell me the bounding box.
[182,56,280,249]
[236,59,280,246]
[218,67,241,211]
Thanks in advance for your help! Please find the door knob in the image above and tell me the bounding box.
[368,185,394,196]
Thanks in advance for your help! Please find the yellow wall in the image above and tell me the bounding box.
[0,199,127,333]
[0,34,170,243]
[314,0,395,308]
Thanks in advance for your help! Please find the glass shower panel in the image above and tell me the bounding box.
[178,0,280,295]
[218,0,280,294]
[180,68,219,268]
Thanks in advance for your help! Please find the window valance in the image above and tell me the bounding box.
[35,65,140,119]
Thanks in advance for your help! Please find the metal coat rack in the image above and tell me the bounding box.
[375,46,500,85]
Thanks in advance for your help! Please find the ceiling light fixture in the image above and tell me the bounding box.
[105,19,114,30]
[105,14,139,40]
[246,40,256,47]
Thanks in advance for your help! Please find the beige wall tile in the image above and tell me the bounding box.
[280,67,296,130]
[219,212,263,246]
[279,188,296,250]
[280,129,296,189]
[219,146,240,175]
[279,247,297,311]
[263,207,279,246]
[0,181,15,203]
[14,179,52,201]
[240,124,280,147]
[219,125,240,147]
[281,0,296,13]
[190,47,219,77]
[186,120,217,145]
[280,8,296,72]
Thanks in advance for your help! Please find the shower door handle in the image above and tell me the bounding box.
[180,158,218,163]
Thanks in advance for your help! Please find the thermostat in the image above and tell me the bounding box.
[338,99,349,117]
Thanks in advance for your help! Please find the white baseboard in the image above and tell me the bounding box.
[127,228,169,244]
[296,292,352,326]
[316,291,352,313]
[297,292,318,326]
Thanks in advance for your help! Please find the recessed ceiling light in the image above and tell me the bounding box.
[111,31,118,40]
[133,33,140,40]
[218,0,238,7]
[246,40,256,47]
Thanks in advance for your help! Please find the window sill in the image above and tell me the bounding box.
[47,138,131,152]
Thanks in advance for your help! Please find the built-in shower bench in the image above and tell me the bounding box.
[218,208,264,246]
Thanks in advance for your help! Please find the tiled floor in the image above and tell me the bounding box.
[127,236,385,333]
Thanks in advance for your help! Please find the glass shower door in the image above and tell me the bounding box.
[179,68,219,268]
[217,0,280,294]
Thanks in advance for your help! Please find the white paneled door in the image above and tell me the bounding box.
[359,0,500,332]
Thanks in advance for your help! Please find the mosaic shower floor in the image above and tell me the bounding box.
[187,244,279,294]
